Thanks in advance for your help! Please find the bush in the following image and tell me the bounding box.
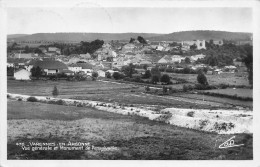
[187,111,194,117]
[52,85,59,97]
[113,72,124,80]
[151,75,160,84]
[7,94,10,98]
[27,96,38,102]
[183,85,188,92]
[142,70,151,79]
[92,72,98,78]
[197,72,208,85]
[133,76,142,82]
[47,99,64,105]
[162,86,168,94]
[160,74,170,84]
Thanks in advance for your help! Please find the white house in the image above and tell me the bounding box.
[190,54,206,62]
[68,64,82,73]
[158,55,184,64]
[77,63,93,76]
[97,70,106,77]
[156,45,164,51]
[14,69,31,80]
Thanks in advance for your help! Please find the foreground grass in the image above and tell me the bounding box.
[7,100,253,160]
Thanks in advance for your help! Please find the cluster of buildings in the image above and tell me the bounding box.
[7,39,244,80]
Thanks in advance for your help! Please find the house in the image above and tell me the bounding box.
[60,69,74,76]
[48,47,61,54]
[14,69,31,80]
[7,58,28,68]
[190,54,206,62]
[68,64,82,73]
[224,65,237,73]
[181,40,206,50]
[25,59,41,72]
[213,69,222,75]
[158,55,185,64]
[213,40,224,46]
[80,53,92,59]
[33,60,68,75]
[150,42,160,49]
[97,70,106,77]
[156,45,164,51]
[13,53,36,59]
[77,63,93,76]
[135,69,146,75]
[139,60,152,65]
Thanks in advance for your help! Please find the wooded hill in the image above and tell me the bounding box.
[8,30,252,42]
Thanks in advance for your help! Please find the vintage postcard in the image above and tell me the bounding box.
[0,0,259,166]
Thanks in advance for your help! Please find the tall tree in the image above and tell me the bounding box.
[122,63,135,78]
[243,45,253,85]
[30,66,43,79]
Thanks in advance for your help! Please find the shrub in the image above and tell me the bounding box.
[145,86,150,92]
[18,98,22,101]
[133,76,142,82]
[27,96,38,102]
[160,74,170,84]
[187,111,194,117]
[183,85,188,92]
[162,86,168,94]
[151,75,160,84]
[92,72,98,78]
[142,70,151,79]
[7,94,10,98]
[113,72,124,80]
[197,72,208,85]
[106,72,111,78]
[219,83,229,89]
[52,85,59,97]
[56,99,64,105]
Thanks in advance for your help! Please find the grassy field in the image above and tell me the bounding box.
[175,93,252,108]
[204,88,253,98]
[7,100,253,160]
[163,72,249,86]
[8,80,232,110]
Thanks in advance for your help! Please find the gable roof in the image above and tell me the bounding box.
[76,63,93,69]
[7,58,28,64]
[33,60,68,70]
[13,53,36,59]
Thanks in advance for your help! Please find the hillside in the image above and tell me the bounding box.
[7,33,164,42]
[7,34,30,39]
[147,30,252,41]
[7,31,252,43]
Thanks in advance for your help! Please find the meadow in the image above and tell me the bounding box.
[8,100,253,160]
[7,76,253,159]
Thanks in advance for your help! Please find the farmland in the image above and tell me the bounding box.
[204,88,253,99]
[163,72,250,87]
[7,76,253,159]
[8,100,253,160]
[6,80,227,110]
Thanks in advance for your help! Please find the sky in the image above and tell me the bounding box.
[7,7,252,34]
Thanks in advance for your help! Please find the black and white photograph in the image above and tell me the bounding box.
[1,0,260,166]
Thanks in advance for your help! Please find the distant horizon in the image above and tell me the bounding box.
[7,30,253,36]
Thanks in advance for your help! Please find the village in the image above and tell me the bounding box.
[7,38,247,82]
